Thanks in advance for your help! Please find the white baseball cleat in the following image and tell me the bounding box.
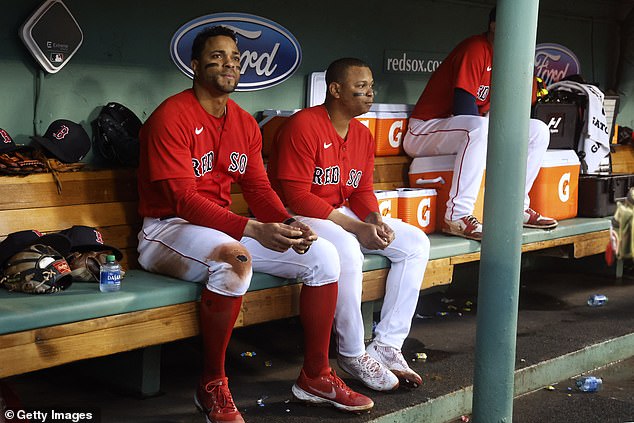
[367,341,423,388]
[337,352,399,391]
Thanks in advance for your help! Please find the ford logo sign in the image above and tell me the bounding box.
[534,43,581,87]
[170,13,302,91]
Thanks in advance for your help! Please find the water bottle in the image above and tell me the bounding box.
[587,294,608,307]
[575,376,602,392]
[99,254,121,292]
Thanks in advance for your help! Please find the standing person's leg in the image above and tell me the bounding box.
[523,118,558,228]
[404,116,488,240]
[138,218,251,423]
[295,215,399,392]
[244,236,374,412]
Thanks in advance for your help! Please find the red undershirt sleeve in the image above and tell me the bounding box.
[160,178,249,240]
[348,149,379,221]
[279,179,334,219]
[239,140,291,223]
[348,190,380,222]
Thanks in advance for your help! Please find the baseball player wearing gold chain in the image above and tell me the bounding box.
[402,7,557,241]
[268,58,430,392]
[137,27,373,423]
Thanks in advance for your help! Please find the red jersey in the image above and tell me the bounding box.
[138,89,289,239]
[267,105,379,221]
[411,33,493,120]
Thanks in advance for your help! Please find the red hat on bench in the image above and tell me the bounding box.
[0,230,71,268]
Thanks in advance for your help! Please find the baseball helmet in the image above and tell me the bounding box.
[91,102,142,167]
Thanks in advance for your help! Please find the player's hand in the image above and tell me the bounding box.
[364,212,395,247]
[244,220,305,252]
[375,221,395,245]
[287,219,317,255]
[356,222,390,250]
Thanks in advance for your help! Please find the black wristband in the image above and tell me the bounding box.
[283,217,296,225]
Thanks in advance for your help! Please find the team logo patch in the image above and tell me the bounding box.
[52,125,70,140]
[0,129,12,144]
[534,43,581,86]
[170,13,302,91]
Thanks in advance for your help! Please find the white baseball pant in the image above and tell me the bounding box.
[137,217,340,296]
[294,206,430,357]
[403,115,550,221]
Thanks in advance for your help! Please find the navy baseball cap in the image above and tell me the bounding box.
[0,230,71,268]
[0,128,31,154]
[59,225,123,260]
[31,119,91,163]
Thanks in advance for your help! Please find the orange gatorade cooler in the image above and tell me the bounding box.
[396,188,437,233]
[373,112,409,156]
[259,109,299,157]
[355,111,377,139]
[528,149,580,221]
[374,190,399,218]
[371,103,412,156]
[408,155,485,231]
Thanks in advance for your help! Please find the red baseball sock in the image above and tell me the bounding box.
[199,288,242,382]
[299,282,338,378]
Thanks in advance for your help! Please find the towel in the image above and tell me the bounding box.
[548,80,610,173]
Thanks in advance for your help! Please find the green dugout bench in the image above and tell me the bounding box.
[0,163,610,395]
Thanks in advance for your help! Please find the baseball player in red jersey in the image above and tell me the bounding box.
[402,7,557,241]
[268,58,430,392]
[136,27,373,422]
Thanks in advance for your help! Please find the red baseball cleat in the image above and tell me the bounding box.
[443,215,483,241]
[194,377,244,423]
[523,208,558,229]
[292,368,374,413]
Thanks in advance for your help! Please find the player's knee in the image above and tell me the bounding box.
[411,228,431,259]
[469,120,489,146]
[207,242,252,295]
[393,224,430,261]
[338,237,364,271]
[532,119,550,149]
[298,239,341,286]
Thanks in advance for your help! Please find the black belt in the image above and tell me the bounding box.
[159,215,176,220]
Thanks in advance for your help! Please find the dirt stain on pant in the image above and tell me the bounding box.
[207,242,252,294]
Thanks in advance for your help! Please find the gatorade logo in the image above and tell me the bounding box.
[388,120,403,148]
[417,198,431,227]
[558,172,571,202]
[379,200,392,217]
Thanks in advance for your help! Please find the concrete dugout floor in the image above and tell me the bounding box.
[2,258,634,423]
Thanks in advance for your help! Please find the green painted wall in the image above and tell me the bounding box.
[0,0,628,162]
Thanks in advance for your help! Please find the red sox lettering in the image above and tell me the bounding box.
[192,151,248,177]
[476,85,490,102]
[346,169,363,188]
[227,152,248,174]
[312,165,340,185]
[192,151,215,177]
